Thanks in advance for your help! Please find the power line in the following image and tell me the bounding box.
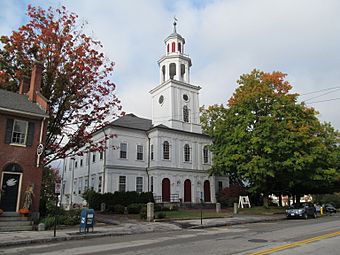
[306,97,340,104]
[299,86,340,96]
[304,88,340,102]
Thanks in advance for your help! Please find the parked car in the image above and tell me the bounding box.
[323,203,337,214]
[286,202,317,219]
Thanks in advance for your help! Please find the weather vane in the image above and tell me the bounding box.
[173,16,178,33]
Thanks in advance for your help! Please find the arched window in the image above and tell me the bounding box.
[180,64,185,81]
[169,63,176,79]
[178,42,181,53]
[167,43,169,53]
[163,141,170,160]
[162,65,166,82]
[171,42,176,52]
[184,144,190,162]
[183,105,189,123]
[203,146,209,163]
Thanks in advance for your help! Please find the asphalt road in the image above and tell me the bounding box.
[1,214,339,255]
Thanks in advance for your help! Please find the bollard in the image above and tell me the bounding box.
[100,202,106,212]
[320,206,323,215]
[233,203,238,214]
[147,202,154,222]
[38,223,45,231]
[216,203,221,213]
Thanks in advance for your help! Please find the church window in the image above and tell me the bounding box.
[98,176,102,193]
[75,161,78,168]
[169,63,176,79]
[184,144,191,162]
[120,142,127,159]
[183,105,189,123]
[150,176,154,192]
[218,181,223,192]
[119,176,126,192]
[80,158,83,167]
[136,177,143,192]
[171,42,175,52]
[151,144,154,160]
[167,43,169,53]
[203,146,209,163]
[163,141,170,160]
[178,42,181,52]
[100,151,103,160]
[92,153,96,163]
[137,145,143,160]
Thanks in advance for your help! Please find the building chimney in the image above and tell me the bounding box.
[19,76,31,95]
[28,63,43,102]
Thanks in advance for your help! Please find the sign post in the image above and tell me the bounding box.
[54,182,61,237]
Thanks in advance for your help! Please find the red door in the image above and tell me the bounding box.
[184,179,191,202]
[162,178,170,202]
[204,180,211,202]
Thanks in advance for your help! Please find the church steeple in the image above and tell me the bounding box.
[158,19,191,84]
[150,21,202,134]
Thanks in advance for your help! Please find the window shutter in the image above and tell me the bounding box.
[5,119,14,144]
[26,122,35,146]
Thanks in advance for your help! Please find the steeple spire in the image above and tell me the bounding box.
[173,16,178,33]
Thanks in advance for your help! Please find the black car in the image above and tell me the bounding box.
[286,202,317,219]
[323,204,337,214]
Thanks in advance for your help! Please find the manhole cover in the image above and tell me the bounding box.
[248,239,268,243]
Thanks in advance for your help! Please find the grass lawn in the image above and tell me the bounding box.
[238,206,286,215]
[155,206,286,220]
[156,208,232,220]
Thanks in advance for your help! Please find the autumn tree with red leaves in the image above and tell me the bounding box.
[0,5,122,165]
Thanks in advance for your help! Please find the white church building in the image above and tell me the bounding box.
[61,23,229,208]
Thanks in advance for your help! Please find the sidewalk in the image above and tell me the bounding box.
[0,214,285,247]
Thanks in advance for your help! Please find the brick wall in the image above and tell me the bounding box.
[0,113,47,213]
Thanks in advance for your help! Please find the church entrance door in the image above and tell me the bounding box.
[162,178,170,202]
[184,179,191,202]
[204,180,211,202]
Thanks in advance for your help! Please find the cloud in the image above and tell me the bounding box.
[1,0,340,130]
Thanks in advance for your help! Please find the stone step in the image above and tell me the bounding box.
[0,225,33,232]
[0,216,29,221]
[1,212,21,217]
[0,220,32,227]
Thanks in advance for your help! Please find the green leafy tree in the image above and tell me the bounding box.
[39,166,60,217]
[201,69,340,206]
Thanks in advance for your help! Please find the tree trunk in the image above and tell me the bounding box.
[278,194,282,207]
[263,196,269,208]
[296,194,301,204]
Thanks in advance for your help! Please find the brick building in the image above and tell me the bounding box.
[0,65,48,216]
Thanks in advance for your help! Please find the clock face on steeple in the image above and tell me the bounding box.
[158,95,164,105]
[183,94,189,102]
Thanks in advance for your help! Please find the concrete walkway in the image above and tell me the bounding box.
[0,214,285,247]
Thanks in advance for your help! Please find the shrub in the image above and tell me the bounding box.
[140,206,147,220]
[40,216,55,230]
[127,203,143,214]
[154,204,162,212]
[156,212,166,219]
[217,184,247,207]
[113,204,125,214]
[313,193,340,208]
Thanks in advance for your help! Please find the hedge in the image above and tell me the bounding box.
[83,190,154,210]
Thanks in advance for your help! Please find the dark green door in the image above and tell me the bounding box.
[1,173,21,211]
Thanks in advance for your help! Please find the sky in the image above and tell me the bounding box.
[1,0,340,130]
